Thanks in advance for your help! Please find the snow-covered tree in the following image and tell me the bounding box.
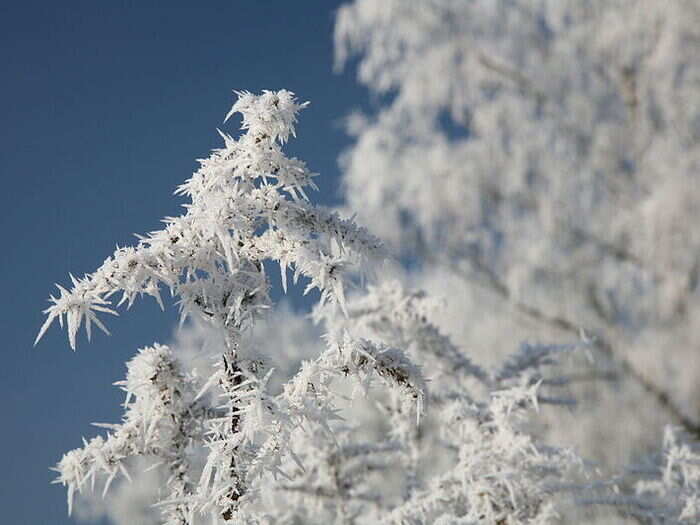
[335,0,700,468]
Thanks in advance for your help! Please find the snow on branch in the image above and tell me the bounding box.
[52,345,204,523]
[36,89,385,350]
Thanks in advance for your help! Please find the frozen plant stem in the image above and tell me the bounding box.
[38,90,389,522]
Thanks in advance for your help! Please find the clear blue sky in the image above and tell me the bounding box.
[0,3,368,523]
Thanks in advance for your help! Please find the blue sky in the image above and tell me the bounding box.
[0,3,368,523]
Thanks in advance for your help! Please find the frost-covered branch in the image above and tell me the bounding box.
[37,90,384,352]
[41,90,394,522]
[53,345,204,524]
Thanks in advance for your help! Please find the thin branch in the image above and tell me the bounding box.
[440,253,700,440]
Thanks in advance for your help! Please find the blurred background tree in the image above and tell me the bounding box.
[335,0,700,467]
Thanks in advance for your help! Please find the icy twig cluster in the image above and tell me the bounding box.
[37,89,384,352]
[634,427,700,523]
[40,90,396,522]
[53,345,204,523]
